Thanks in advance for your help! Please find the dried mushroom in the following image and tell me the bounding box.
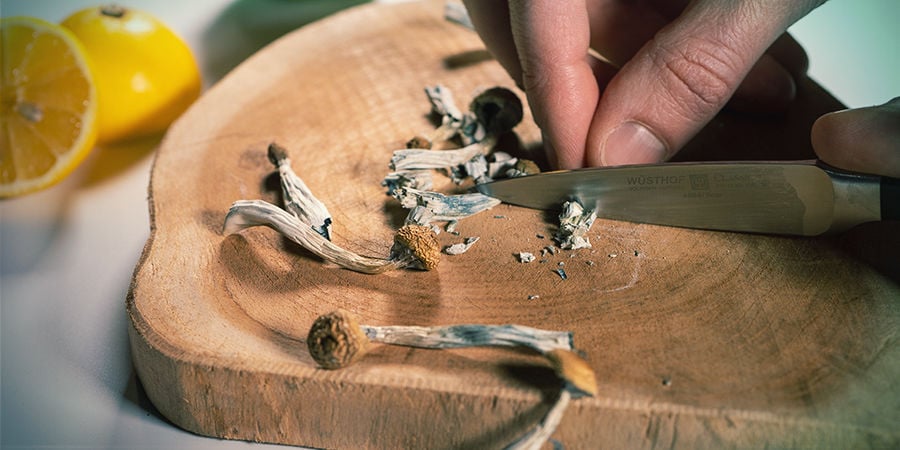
[554,200,598,250]
[267,143,332,240]
[223,144,440,274]
[307,309,575,370]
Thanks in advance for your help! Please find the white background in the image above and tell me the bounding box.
[1,1,897,448]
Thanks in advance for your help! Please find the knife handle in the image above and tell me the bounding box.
[817,161,899,230]
[883,175,900,221]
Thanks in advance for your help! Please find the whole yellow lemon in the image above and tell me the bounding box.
[62,5,202,144]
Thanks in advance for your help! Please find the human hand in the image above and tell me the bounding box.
[462,0,824,169]
[812,98,900,178]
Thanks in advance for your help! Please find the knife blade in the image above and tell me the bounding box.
[475,160,899,236]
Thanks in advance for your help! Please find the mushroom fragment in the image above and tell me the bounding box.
[394,188,500,223]
[307,309,575,370]
[554,200,598,250]
[443,236,479,255]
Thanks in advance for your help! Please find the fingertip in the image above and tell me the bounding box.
[593,121,669,167]
[812,98,900,178]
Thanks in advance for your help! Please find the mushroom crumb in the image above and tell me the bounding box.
[443,236,479,255]
[517,252,536,263]
[554,200,598,250]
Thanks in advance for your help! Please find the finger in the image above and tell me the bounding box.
[811,98,900,178]
[727,32,810,112]
[585,0,669,68]
[585,0,819,167]
[462,1,523,86]
[763,32,809,78]
[727,53,797,112]
[509,0,601,169]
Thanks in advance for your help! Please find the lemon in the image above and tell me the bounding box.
[0,17,99,198]
[62,5,202,144]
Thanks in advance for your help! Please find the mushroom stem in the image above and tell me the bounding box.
[504,390,571,450]
[267,143,332,240]
[362,323,574,354]
[506,349,597,450]
[307,310,575,370]
[224,200,416,274]
[390,137,495,171]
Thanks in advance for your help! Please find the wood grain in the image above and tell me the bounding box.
[128,1,900,448]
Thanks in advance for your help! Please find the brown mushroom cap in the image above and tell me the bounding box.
[469,86,524,136]
[307,309,370,369]
[514,159,541,176]
[393,224,440,271]
[546,349,598,397]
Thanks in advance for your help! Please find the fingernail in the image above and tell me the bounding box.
[601,121,668,166]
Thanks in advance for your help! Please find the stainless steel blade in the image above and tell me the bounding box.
[477,162,844,235]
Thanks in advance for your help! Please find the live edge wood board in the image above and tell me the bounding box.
[127,1,900,448]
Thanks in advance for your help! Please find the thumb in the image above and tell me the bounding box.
[586,1,816,166]
[812,98,900,178]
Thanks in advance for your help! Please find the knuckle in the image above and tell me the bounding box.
[650,36,745,117]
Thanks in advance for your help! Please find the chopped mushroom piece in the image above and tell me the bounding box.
[443,236,479,255]
[394,188,501,223]
[554,200,597,250]
[517,252,536,263]
[382,170,434,196]
[307,309,575,370]
[390,140,491,171]
[424,84,485,146]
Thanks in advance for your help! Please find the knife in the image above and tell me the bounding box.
[475,160,899,236]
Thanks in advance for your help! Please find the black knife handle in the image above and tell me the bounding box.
[883,175,900,221]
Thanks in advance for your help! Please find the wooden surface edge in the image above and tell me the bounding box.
[124,1,900,448]
[127,308,896,449]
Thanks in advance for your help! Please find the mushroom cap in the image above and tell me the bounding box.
[393,224,440,271]
[514,159,541,176]
[469,87,524,136]
[546,349,598,397]
[307,309,370,369]
[267,142,290,166]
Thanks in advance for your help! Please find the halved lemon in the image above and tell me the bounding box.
[1,16,98,198]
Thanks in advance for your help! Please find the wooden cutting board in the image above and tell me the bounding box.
[127,1,900,448]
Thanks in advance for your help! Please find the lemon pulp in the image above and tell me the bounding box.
[1,16,98,197]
